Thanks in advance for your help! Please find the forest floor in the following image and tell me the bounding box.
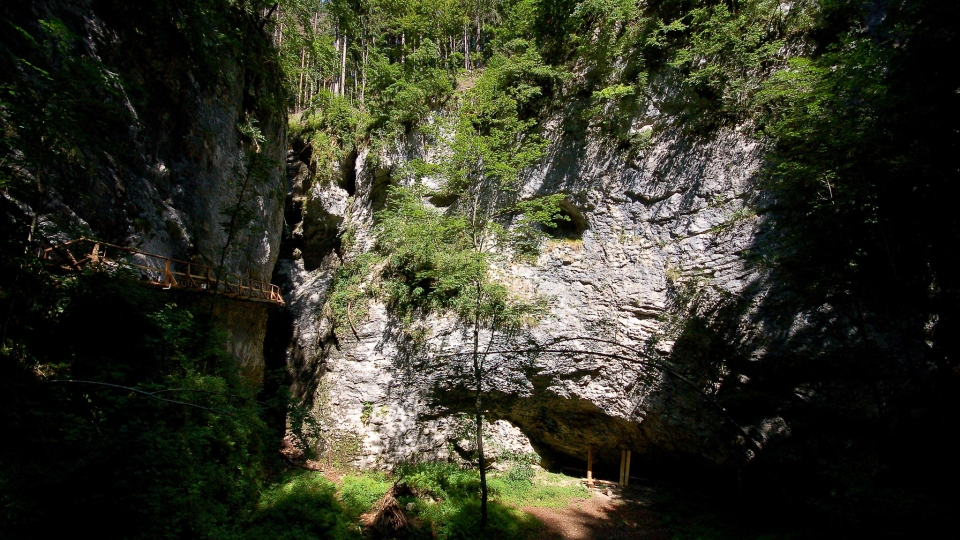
[273,441,798,539]
[524,482,670,540]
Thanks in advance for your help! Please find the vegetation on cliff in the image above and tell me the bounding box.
[1,1,286,537]
[1,0,957,537]
[285,0,959,534]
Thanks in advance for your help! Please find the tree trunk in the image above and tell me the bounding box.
[464,24,470,71]
[25,164,42,250]
[340,34,348,97]
[298,47,306,110]
[360,36,367,103]
[472,289,487,528]
[333,36,340,95]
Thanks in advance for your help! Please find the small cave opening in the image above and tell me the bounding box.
[543,198,588,239]
[300,210,343,271]
[260,299,295,460]
[340,150,357,196]
[428,191,458,207]
[292,139,312,166]
[279,198,305,260]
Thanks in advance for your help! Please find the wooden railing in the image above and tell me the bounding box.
[40,238,284,305]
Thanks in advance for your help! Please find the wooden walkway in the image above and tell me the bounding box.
[40,238,284,305]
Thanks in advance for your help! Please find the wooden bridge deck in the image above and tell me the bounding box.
[40,238,284,306]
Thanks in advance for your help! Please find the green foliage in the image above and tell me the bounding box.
[246,471,360,540]
[289,401,322,457]
[290,90,367,187]
[360,401,375,425]
[0,267,267,538]
[372,185,552,327]
[339,472,393,518]
[481,453,588,509]
[750,0,954,302]
[397,461,480,500]
[441,40,558,193]
[667,1,795,123]
[367,37,456,133]
[487,470,588,509]
[326,251,381,333]
[395,461,544,540]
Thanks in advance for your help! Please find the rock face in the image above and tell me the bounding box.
[279,87,780,476]
[9,1,286,377]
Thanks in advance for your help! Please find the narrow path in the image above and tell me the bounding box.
[524,486,670,540]
[40,237,284,305]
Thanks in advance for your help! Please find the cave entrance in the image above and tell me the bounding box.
[543,198,587,239]
[340,150,357,196]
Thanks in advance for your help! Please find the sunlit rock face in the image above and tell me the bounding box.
[279,92,779,475]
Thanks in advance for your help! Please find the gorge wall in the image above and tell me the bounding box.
[279,83,781,476]
[2,0,287,380]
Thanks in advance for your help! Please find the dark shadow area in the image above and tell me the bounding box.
[299,198,343,271]
[653,2,960,535]
[0,268,269,538]
[244,471,353,540]
[280,196,305,259]
[260,302,295,475]
[340,150,358,196]
[543,198,587,240]
[370,166,393,216]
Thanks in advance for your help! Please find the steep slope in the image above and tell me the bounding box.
[1,0,287,378]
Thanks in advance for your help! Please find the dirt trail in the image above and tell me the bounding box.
[523,485,670,540]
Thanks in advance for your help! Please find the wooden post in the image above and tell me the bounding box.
[617,450,627,486]
[586,446,594,488]
[164,259,172,287]
[624,450,632,487]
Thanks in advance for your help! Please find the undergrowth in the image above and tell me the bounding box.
[245,471,360,540]
[247,460,588,540]
[340,472,393,519]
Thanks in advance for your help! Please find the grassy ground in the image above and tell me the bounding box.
[244,461,588,540]
[244,464,956,540]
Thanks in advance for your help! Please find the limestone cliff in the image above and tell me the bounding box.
[278,81,780,476]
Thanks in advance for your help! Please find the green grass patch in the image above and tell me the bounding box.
[244,461,580,540]
[339,472,393,519]
[397,461,480,500]
[412,498,543,540]
[245,471,360,540]
[395,462,545,539]
[489,470,589,508]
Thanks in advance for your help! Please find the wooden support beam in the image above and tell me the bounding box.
[586,446,594,488]
[624,450,632,487]
[617,450,627,486]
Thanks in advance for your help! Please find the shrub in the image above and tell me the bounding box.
[245,472,359,540]
[339,472,393,519]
